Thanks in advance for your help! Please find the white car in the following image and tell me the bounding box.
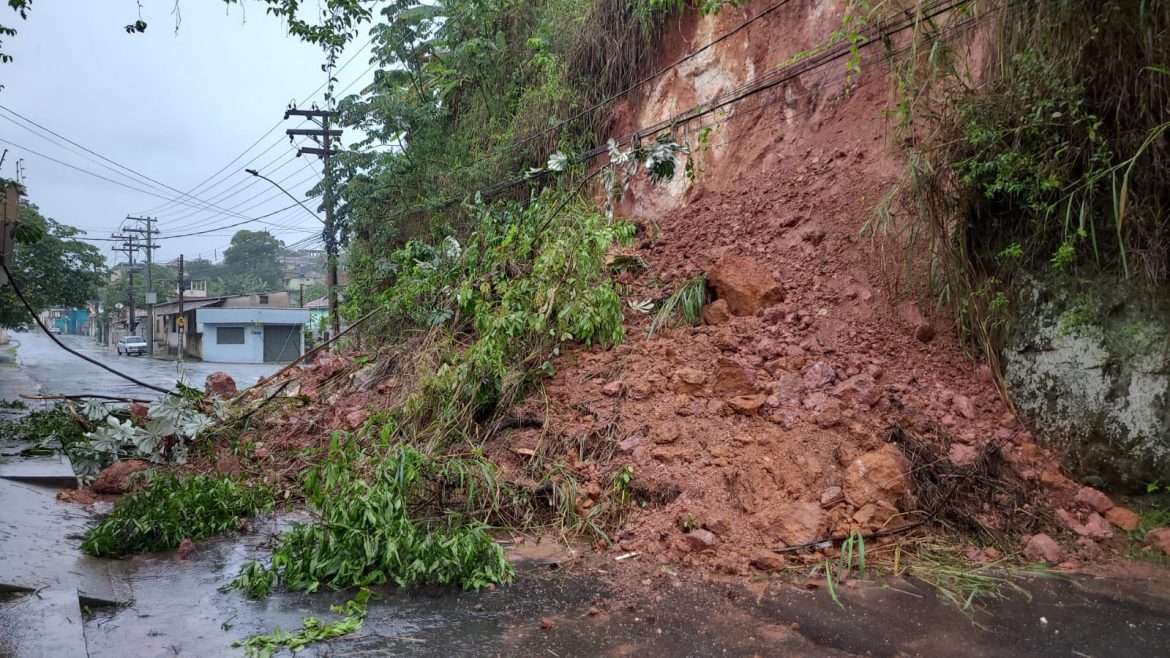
[116,335,148,356]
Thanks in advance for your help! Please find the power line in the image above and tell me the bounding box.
[0,259,175,395]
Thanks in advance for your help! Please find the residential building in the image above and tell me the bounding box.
[152,291,310,363]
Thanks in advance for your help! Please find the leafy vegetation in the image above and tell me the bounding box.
[648,275,707,336]
[870,0,1170,363]
[235,589,370,658]
[81,473,273,557]
[0,202,106,329]
[230,440,512,598]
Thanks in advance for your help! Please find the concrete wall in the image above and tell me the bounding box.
[202,324,265,363]
[194,308,309,363]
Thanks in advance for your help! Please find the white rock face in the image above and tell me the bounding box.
[1003,277,1170,490]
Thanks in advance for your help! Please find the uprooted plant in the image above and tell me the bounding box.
[229,437,512,599]
[81,472,273,557]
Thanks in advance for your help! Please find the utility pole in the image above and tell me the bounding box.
[111,233,140,336]
[0,180,21,286]
[299,282,305,308]
[124,216,159,354]
[284,106,342,340]
[177,254,185,364]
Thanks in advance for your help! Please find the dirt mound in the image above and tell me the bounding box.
[491,1,1084,573]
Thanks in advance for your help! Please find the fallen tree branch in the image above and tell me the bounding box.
[21,393,152,404]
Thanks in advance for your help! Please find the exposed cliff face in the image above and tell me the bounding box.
[1004,277,1170,491]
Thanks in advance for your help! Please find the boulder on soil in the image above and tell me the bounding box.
[759,502,827,546]
[92,459,149,494]
[843,444,909,511]
[1105,506,1141,532]
[672,367,707,393]
[750,551,785,572]
[602,380,625,397]
[802,362,837,390]
[1074,486,1114,513]
[713,358,755,396]
[1146,528,1170,556]
[683,528,719,552]
[706,253,784,316]
[1077,512,1114,540]
[204,372,238,398]
[1022,533,1063,564]
[702,299,731,325]
[834,373,879,408]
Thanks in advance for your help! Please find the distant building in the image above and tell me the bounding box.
[152,291,310,363]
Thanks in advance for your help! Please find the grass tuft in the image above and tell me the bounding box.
[648,275,707,336]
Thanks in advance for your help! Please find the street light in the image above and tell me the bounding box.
[244,169,324,224]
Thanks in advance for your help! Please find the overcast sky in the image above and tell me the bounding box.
[0,1,379,265]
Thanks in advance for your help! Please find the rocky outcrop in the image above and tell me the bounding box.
[1003,276,1170,491]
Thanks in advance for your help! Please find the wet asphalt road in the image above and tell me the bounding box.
[4,330,279,399]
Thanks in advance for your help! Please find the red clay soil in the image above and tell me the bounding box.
[168,1,1157,574]
[488,1,1116,574]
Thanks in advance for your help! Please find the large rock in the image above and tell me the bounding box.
[92,459,149,494]
[1002,276,1170,491]
[706,254,784,316]
[843,444,910,510]
[204,372,239,398]
[760,502,828,546]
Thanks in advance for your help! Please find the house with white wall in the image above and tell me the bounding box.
[152,292,310,363]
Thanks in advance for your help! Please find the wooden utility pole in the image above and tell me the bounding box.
[284,107,342,340]
[124,216,159,354]
[177,254,185,364]
[111,233,141,335]
[0,181,21,286]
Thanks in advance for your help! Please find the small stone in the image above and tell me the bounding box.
[952,394,976,420]
[913,323,936,343]
[1022,533,1063,564]
[702,299,732,325]
[852,503,877,525]
[1104,506,1141,532]
[540,618,555,630]
[750,551,785,572]
[728,394,766,415]
[617,435,642,454]
[1076,512,1114,540]
[683,528,719,552]
[602,380,625,397]
[802,362,837,389]
[820,486,843,507]
[673,367,707,389]
[1074,486,1114,514]
[948,443,979,467]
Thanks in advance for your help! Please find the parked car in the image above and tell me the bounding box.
[49,326,63,335]
[116,335,148,356]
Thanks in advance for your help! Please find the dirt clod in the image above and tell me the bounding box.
[1023,533,1063,564]
[92,459,149,495]
[204,371,239,398]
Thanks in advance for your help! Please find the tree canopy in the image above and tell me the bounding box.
[0,203,106,328]
[222,230,285,293]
